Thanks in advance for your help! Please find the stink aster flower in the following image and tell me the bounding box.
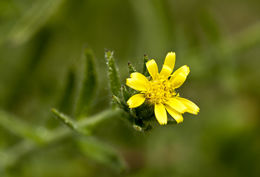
[126,52,199,125]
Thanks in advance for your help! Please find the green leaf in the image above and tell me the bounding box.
[0,110,46,144]
[76,49,97,117]
[105,50,121,97]
[4,0,64,45]
[0,109,123,169]
[51,108,90,136]
[4,28,51,110]
[77,136,126,173]
[143,54,149,76]
[59,68,77,116]
[128,62,136,74]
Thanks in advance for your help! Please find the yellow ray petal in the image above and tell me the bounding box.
[166,97,187,113]
[170,65,190,88]
[154,103,167,125]
[160,65,172,78]
[127,94,145,108]
[126,73,149,91]
[130,72,149,84]
[164,52,176,71]
[165,105,183,123]
[146,59,158,80]
[176,97,200,115]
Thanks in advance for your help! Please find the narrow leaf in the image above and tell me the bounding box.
[105,50,121,97]
[51,108,90,136]
[0,110,46,143]
[77,136,126,173]
[59,69,77,116]
[6,0,64,45]
[76,49,97,117]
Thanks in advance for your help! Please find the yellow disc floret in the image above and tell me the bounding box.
[144,77,176,104]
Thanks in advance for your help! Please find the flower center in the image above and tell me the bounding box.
[144,77,176,104]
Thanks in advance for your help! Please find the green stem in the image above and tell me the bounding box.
[0,108,123,169]
[0,110,47,144]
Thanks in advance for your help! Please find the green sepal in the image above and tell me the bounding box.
[112,95,122,107]
[128,62,137,74]
[143,54,149,76]
[121,85,131,102]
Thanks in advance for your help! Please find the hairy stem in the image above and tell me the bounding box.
[0,108,123,169]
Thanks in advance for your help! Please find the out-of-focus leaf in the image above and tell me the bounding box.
[199,9,221,44]
[77,136,126,173]
[224,22,260,54]
[105,50,121,97]
[0,110,46,144]
[0,140,35,170]
[129,0,169,55]
[5,28,52,110]
[76,49,97,117]
[0,109,123,169]
[5,0,64,45]
[59,69,77,116]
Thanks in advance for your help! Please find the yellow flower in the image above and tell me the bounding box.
[126,52,199,125]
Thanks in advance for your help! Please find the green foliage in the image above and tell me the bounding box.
[51,108,89,136]
[77,137,126,173]
[3,0,64,45]
[105,50,121,98]
[143,54,150,77]
[121,85,131,103]
[58,69,77,116]
[198,9,221,44]
[0,0,260,177]
[0,110,46,144]
[76,49,97,117]
[128,62,137,74]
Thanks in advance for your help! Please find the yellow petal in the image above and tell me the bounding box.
[176,97,199,115]
[154,103,167,125]
[127,94,145,108]
[166,97,187,113]
[164,52,176,71]
[160,65,172,78]
[165,105,183,123]
[170,65,190,88]
[130,72,149,84]
[146,59,158,79]
[126,73,149,91]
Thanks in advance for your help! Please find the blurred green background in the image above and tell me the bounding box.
[0,0,260,177]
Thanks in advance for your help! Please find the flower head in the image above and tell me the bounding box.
[126,52,199,125]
